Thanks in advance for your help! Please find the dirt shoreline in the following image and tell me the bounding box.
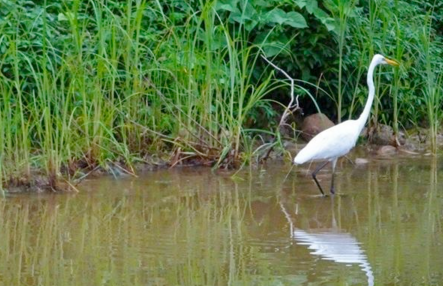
[2,135,432,194]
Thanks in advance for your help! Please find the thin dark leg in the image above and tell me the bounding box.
[330,159,337,195]
[312,161,329,196]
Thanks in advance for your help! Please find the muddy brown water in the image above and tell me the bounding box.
[1,151,443,285]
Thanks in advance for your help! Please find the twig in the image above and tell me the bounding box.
[260,55,301,161]
[261,55,300,129]
[73,165,100,185]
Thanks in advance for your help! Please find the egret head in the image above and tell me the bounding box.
[373,54,399,66]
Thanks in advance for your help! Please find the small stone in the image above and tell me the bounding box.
[355,158,369,164]
[377,145,397,156]
[367,124,406,146]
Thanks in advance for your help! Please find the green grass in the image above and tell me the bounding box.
[420,14,443,153]
[329,0,442,147]
[0,0,442,191]
[0,0,285,190]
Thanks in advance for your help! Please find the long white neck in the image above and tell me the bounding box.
[356,58,379,132]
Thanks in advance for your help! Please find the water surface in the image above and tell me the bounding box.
[1,152,443,285]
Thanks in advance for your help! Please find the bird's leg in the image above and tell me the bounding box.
[330,159,338,195]
[312,161,329,196]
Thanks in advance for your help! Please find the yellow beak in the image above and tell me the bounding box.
[385,58,399,67]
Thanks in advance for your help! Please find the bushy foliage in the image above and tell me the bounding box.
[0,0,442,186]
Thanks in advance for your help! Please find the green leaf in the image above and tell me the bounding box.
[321,17,336,31]
[242,3,258,20]
[265,9,307,28]
[254,0,273,8]
[230,2,257,28]
[266,8,287,25]
[310,8,335,31]
[245,19,258,31]
[262,42,288,57]
[286,12,308,28]
[57,13,68,21]
[306,0,318,14]
[57,12,74,21]
[215,0,239,12]
[294,0,307,9]
[313,7,329,20]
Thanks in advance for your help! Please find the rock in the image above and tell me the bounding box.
[368,124,393,145]
[355,158,369,164]
[301,113,334,142]
[368,124,406,146]
[376,145,397,156]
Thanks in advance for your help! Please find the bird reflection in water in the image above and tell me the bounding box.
[279,198,374,286]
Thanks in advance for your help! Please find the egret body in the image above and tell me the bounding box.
[293,54,399,196]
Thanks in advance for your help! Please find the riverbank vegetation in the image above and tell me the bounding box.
[0,0,442,191]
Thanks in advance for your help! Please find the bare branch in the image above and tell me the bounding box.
[261,55,300,128]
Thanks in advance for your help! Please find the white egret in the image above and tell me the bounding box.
[293,54,399,196]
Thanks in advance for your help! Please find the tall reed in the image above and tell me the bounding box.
[1,0,443,190]
[0,0,283,189]
[420,15,442,153]
[326,0,357,122]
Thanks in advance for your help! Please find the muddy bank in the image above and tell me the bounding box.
[2,131,432,194]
